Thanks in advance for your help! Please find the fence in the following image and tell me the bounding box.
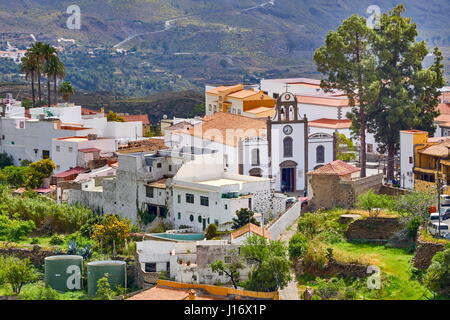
[267,201,302,240]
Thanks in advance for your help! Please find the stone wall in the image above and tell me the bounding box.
[345,217,402,241]
[296,260,368,278]
[379,185,410,196]
[412,239,446,270]
[308,173,383,210]
[267,201,302,240]
[0,247,53,266]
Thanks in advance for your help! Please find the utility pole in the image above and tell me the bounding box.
[437,159,442,237]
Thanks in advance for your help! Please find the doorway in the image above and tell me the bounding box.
[280,160,298,192]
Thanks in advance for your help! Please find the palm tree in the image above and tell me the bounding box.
[41,44,57,107]
[59,81,74,102]
[28,42,45,106]
[46,55,65,105]
[20,54,37,107]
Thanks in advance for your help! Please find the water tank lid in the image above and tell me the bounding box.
[87,260,126,266]
[45,255,83,261]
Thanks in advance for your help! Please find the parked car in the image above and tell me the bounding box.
[285,197,297,208]
[443,233,450,240]
[427,222,450,237]
[430,212,442,222]
[439,207,450,220]
[441,195,450,206]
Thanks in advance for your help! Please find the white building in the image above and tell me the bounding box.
[52,136,117,173]
[171,160,278,232]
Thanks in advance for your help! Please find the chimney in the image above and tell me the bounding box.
[188,290,196,300]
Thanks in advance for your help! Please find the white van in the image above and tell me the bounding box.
[428,222,450,237]
[440,195,450,206]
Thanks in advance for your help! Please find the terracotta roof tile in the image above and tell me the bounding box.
[419,141,450,157]
[122,114,150,125]
[307,160,360,176]
[231,223,270,240]
[309,118,352,129]
[297,94,350,107]
[176,112,267,147]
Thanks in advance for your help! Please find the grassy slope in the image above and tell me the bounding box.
[330,242,429,300]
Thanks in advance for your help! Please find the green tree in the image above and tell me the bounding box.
[232,208,260,230]
[59,81,74,102]
[25,159,56,189]
[28,42,46,105]
[0,152,14,168]
[2,166,30,187]
[423,246,450,298]
[41,43,57,108]
[92,214,131,254]
[205,223,218,240]
[1,257,38,294]
[45,54,65,105]
[240,235,291,292]
[288,233,308,260]
[106,111,125,122]
[367,5,444,180]
[357,189,395,214]
[314,14,376,178]
[0,214,35,241]
[395,191,436,225]
[20,54,38,107]
[335,133,356,161]
[210,250,243,289]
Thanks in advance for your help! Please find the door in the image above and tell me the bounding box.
[202,218,206,231]
[281,168,295,192]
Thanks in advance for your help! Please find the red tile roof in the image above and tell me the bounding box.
[297,94,350,107]
[231,223,270,240]
[309,118,352,129]
[307,160,361,176]
[122,114,150,125]
[81,107,100,115]
[53,167,87,178]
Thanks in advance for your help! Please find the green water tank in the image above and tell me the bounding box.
[44,255,83,292]
[87,260,127,297]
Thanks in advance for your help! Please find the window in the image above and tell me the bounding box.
[56,146,60,152]
[273,93,279,99]
[178,212,181,220]
[186,193,194,204]
[145,263,156,273]
[214,219,219,226]
[251,148,260,166]
[189,214,194,222]
[198,215,202,223]
[218,271,224,276]
[200,196,209,207]
[209,104,212,111]
[19,121,24,129]
[157,163,162,168]
[146,186,154,198]
[42,150,50,159]
[166,262,170,272]
[177,194,181,203]
[168,165,172,171]
[238,110,242,115]
[224,204,228,210]
[224,256,231,264]
[316,145,325,163]
[409,157,413,164]
[68,147,73,153]
[1,135,4,140]
[34,149,38,154]
[283,137,293,157]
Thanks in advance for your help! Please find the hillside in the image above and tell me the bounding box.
[0,0,448,95]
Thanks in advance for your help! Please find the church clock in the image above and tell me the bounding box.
[283,125,293,135]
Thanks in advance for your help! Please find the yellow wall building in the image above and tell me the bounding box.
[205,84,275,118]
[400,130,450,194]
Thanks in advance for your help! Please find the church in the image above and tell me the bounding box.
[165,91,336,194]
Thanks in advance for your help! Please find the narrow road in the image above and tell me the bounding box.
[278,217,301,300]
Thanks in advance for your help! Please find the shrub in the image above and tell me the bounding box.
[92,214,131,254]
[49,234,64,246]
[0,214,35,241]
[30,238,40,244]
[357,190,395,213]
[205,224,218,240]
[423,247,450,297]
[19,282,60,300]
[288,233,308,260]
[0,257,39,294]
